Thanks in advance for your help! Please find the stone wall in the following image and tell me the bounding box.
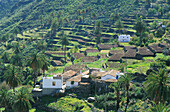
[42,88,61,95]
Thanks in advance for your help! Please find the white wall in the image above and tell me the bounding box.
[66,81,79,89]
[118,35,130,42]
[101,74,116,80]
[43,77,63,89]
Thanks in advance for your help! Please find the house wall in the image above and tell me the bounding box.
[101,74,116,80]
[42,88,61,95]
[66,81,79,89]
[43,77,63,89]
[118,35,130,42]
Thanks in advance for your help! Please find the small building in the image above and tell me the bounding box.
[66,70,90,89]
[162,25,166,28]
[91,70,124,81]
[42,75,63,95]
[62,70,77,82]
[66,74,82,89]
[101,70,121,80]
[118,35,130,42]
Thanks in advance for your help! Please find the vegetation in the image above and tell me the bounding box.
[0,0,169,111]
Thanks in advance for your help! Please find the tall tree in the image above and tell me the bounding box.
[109,81,121,111]
[27,51,43,88]
[134,17,146,45]
[4,65,21,93]
[115,19,124,34]
[59,31,69,63]
[119,73,134,112]
[41,53,50,77]
[144,69,170,104]
[13,87,34,112]
[94,21,102,44]
[10,54,23,67]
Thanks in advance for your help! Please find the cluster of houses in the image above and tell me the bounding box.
[33,68,124,96]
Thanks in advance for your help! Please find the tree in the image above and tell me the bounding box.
[41,53,50,76]
[13,28,20,40]
[144,69,170,104]
[110,12,120,23]
[109,82,121,111]
[12,87,34,112]
[4,65,21,93]
[1,52,10,63]
[27,51,44,88]
[155,28,165,38]
[115,19,124,34]
[59,31,69,63]
[50,19,58,38]
[0,88,13,111]
[119,73,134,112]
[134,17,146,44]
[94,21,102,44]
[12,42,21,54]
[149,102,170,112]
[10,53,23,67]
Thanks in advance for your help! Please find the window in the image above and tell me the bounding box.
[52,81,56,86]
[71,81,74,85]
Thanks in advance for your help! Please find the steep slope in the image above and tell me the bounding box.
[0,0,169,36]
[0,0,136,35]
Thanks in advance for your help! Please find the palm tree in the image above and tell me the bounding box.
[4,65,21,93]
[13,87,34,112]
[0,88,13,110]
[27,51,44,88]
[41,53,50,76]
[115,19,124,34]
[59,31,69,63]
[94,21,102,44]
[10,54,23,67]
[109,81,121,111]
[134,17,146,45]
[143,69,170,104]
[119,73,134,112]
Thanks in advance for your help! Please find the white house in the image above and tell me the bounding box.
[162,25,166,28]
[101,70,124,81]
[118,35,130,42]
[66,74,82,89]
[66,70,89,89]
[116,72,124,79]
[42,75,63,95]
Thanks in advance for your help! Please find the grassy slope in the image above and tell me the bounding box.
[0,0,136,35]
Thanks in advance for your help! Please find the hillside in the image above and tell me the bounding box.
[0,0,169,36]
[0,0,170,112]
